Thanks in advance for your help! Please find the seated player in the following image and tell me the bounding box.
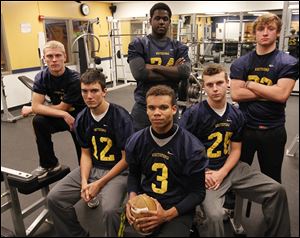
[180,63,291,237]
[47,69,134,237]
[119,85,208,237]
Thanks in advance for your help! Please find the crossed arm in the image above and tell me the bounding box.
[230,78,296,103]
[129,57,190,83]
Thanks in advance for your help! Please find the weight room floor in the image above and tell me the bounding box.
[1,84,299,237]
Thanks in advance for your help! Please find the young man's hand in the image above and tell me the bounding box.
[205,169,226,190]
[21,106,33,117]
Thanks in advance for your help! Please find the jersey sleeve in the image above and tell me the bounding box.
[63,71,82,105]
[175,41,190,62]
[278,55,299,80]
[33,71,47,95]
[114,108,134,149]
[125,132,143,193]
[179,104,200,134]
[175,129,208,215]
[74,109,89,148]
[230,108,246,142]
[175,170,206,215]
[229,55,248,81]
[182,133,208,175]
[127,37,145,63]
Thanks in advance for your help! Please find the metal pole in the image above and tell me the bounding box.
[279,1,289,51]
[222,18,226,62]
[237,12,243,58]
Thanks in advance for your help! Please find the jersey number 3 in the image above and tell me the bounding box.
[151,163,168,194]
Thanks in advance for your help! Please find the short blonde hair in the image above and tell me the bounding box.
[43,40,65,54]
[253,13,282,34]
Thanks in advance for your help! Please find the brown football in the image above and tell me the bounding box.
[129,194,157,235]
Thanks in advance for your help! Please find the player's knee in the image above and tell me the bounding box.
[32,115,47,129]
[272,183,287,199]
[102,206,116,218]
[47,190,59,208]
[205,208,224,223]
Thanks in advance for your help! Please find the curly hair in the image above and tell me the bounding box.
[253,13,282,34]
[146,85,176,105]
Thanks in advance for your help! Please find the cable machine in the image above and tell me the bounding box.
[71,18,101,74]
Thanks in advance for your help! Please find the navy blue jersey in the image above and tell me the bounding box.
[74,103,134,169]
[33,67,85,116]
[125,126,208,211]
[128,34,190,105]
[230,49,298,129]
[180,101,245,170]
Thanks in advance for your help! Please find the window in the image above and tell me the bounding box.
[72,20,96,61]
[44,18,99,66]
[73,20,90,37]
[45,19,70,63]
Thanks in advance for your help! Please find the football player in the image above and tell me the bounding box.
[127,2,191,131]
[123,85,208,237]
[47,69,134,237]
[180,63,291,237]
[230,13,298,183]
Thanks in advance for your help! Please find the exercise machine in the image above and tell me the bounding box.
[177,72,204,119]
[227,194,247,236]
[1,166,70,236]
[71,17,101,74]
[1,73,23,123]
[17,76,51,104]
[286,134,299,157]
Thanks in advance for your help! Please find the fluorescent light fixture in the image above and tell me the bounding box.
[248,11,269,15]
[205,12,225,15]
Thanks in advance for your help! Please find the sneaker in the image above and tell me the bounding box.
[31,163,61,179]
[223,207,234,221]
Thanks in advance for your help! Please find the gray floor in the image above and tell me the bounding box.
[1,84,299,237]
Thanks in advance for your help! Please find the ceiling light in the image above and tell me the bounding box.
[248,11,269,15]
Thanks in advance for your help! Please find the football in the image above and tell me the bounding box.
[129,194,157,235]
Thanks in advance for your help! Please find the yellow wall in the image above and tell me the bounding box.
[171,15,180,23]
[196,16,212,41]
[2,2,42,70]
[1,1,112,71]
[120,20,131,55]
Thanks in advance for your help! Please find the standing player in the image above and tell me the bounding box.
[47,69,134,237]
[180,64,291,237]
[230,13,298,183]
[128,2,191,131]
[120,85,208,237]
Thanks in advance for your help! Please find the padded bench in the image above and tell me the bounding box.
[1,165,70,236]
[17,76,51,103]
